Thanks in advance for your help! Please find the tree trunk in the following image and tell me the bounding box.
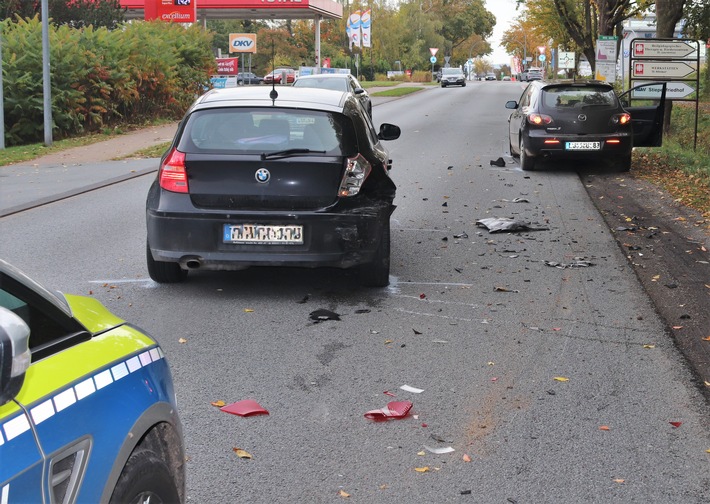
[655,0,686,133]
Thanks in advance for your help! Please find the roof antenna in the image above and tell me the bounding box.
[269,40,278,103]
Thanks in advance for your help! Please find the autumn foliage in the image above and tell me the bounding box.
[1,17,216,145]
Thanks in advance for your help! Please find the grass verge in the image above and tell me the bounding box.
[361,81,400,88]
[370,87,424,97]
[632,102,710,218]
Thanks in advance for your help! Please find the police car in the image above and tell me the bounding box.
[0,259,184,503]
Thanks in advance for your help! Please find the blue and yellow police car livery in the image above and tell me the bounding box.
[0,259,185,504]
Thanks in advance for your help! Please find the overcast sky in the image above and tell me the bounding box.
[484,0,522,65]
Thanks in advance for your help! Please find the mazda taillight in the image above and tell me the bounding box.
[528,113,553,126]
[611,113,631,125]
[159,149,189,193]
[339,154,372,197]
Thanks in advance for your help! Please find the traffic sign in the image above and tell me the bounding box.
[430,56,437,64]
[558,51,575,69]
[632,61,697,79]
[429,48,438,57]
[632,81,696,100]
[632,40,697,60]
[538,54,546,62]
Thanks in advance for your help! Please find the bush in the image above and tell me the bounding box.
[1,17,215,146]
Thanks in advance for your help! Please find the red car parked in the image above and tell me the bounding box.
[263,68,296,84]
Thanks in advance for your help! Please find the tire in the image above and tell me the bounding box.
[462,82,466,87]
[237,80,243,86]
[441,83,446,88]
[519,135,536,171]
[147,242,187,283]
[616,153,632,172]
[360,220,390,288]
[510,137,518,158]
[109,450,180,504]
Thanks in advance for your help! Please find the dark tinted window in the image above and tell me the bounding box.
[541,86,617,110]
[178,108,357,156]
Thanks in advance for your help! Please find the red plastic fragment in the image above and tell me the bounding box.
[221,399,269,417]
[669,421,683,428]
[384,391,397,397]
[419,293,426,299]
[364,400,413,421]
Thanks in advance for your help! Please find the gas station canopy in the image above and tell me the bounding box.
[119,0,343,21]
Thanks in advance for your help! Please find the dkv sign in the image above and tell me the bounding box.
[229,34,257,54]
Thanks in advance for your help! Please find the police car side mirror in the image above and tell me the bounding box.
[505,101,518,109]
[378,123,401,141]
[0,307,31,406]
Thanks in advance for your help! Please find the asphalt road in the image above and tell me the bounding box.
[1,81,708,502]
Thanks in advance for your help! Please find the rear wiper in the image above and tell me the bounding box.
[260,148,326,160]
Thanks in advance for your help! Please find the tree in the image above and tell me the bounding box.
[1,0,124,29]
[655,0,687,133]
[682,0,710,97]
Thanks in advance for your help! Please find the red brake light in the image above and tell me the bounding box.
[528,113,553,126]
[612,113,631,125]
[159,149,189,193]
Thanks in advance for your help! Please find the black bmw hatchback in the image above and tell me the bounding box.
[506,80,666,171]
[146,87,401,286]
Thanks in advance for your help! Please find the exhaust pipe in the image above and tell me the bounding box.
[185,259,201,269]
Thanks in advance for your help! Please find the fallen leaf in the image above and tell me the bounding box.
[599,426,610,431]
[178,337,188,344]
[244,308,254,313]
[669,421,683,428]
[553,377,569,382]
[338,490,350,498]
[384,339,393,345]
[412,328,423,335]
[643,344,655,349]
[672,326,683,330]
[613,479,625,484]
[706,449,710,453]
[702,336,710,341]
[210,400,226,407]
[652,275,660,281]
[232,448,252,459]
[414,467,430,473]
[463,454,472,462]
[417,451,426,456]
[487,361,495,366]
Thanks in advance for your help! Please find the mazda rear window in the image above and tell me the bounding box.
[541,86,617,110]
[179,108,356,155]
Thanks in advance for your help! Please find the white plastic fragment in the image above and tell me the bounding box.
[400,385,424,394]
[423,445,456,454]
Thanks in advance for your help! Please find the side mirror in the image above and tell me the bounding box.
[0,307,31,406]
[505,100,518,110]
[354,88,365,95]
[378,123,401,141]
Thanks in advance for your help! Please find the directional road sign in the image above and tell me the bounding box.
[558,51,575,69]
[632,61,697,79]
[632,40,697,60]
[632,81,696,100]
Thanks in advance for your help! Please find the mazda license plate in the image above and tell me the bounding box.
[223,224,303,245]
[565,141,601,151]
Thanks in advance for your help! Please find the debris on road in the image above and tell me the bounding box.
[423,445,455,454]
[543,259,595,269]
[309,309,341,322]
[476,217,548,233]
[220,399,270,417]
[490,157,506,167]
[400,384,424,394]
[364,400,413,420]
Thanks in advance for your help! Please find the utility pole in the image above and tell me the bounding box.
[41,0,53,146]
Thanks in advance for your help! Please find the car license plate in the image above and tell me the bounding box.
[565,141,601,151]
[223,224,303,245]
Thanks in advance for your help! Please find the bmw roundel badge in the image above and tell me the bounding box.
[255,168,270,183]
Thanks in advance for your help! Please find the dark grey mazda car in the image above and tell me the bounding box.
[146,86,401,286]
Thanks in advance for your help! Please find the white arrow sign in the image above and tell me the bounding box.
[632,81,696,100]
[632,40,697,59]
[632,61,697,79]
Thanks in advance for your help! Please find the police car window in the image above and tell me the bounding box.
[0,287,70,351]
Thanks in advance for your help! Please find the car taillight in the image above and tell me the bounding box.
[339,154,372,197]
[159,149,189,193]
[611,113,631,125]
[528,113,553,126]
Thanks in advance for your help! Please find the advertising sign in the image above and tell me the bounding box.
[216,58,239,75]
[229,33,257,54]
[361,9,371,48]
[144,0,196,23]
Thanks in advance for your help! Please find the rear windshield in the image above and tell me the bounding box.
[294,78,348,92]
[178,108,356,155]
[541,86,617,110]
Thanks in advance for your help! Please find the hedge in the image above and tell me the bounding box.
[1,17,216,145]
